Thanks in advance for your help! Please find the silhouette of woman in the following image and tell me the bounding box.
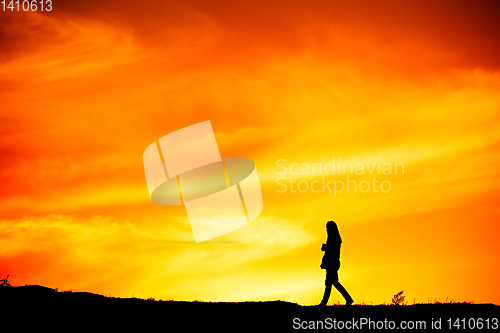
[319,221,353,305]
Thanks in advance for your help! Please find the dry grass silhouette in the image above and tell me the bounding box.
[0,275,481,306]
[391,290,406,305]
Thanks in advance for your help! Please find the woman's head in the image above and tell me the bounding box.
[326,221,338,232]
[326,220,341,243]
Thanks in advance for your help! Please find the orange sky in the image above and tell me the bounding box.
[1,0,499,305]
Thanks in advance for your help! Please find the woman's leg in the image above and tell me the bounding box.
[333,281,353,305]
[319,282,332,306]
[319,270,333,305]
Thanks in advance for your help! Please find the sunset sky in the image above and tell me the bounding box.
[1,0,499,305]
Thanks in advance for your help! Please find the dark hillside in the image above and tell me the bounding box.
[1,285,498,331]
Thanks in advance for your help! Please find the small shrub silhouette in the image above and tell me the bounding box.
[391,290,406,305]
[0,275,11,287]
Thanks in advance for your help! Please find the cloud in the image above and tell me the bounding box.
[0,13,144,84]
[0,213,315,298]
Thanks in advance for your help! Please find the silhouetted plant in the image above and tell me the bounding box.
[0,275,11,287]
[391,290,406,305]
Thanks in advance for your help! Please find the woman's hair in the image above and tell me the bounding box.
[326,220,342,244]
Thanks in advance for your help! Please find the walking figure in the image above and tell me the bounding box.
[319,221,353,305]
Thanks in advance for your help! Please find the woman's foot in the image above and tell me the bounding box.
[345,298,354,305]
